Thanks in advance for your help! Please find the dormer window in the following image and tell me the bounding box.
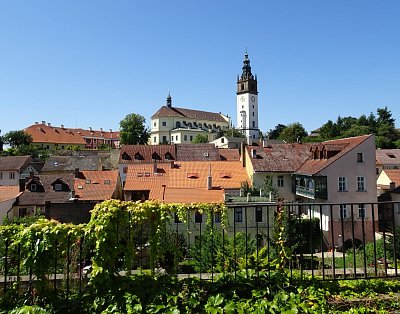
[54,183,62,191]
[134,152,144,160]
[122,152,132,160]
[85,180,91,184]
[104,180,111,185]
[165,152,174,160]
[219,173,231,179]
[152,152,161,160]
[30,184,37,191]
[187,173,199,179]
[357,153,364,163]
[176,121,181,128]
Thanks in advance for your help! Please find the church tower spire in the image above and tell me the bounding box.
[236,50,259,141]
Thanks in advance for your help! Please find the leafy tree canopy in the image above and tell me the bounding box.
[119,113,150,145]
[2,130,32,148]
[278,123,308,143]
[216,128,245,139]
[192,134,209,143]
[266,124,286,140]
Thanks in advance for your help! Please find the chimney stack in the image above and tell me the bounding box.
[241,141,246,167]
[19,178,26,192]
[207,164,212,190]
[100,128,103,132]
[61,124,64,128]
[42,121,46,125]
[109,129,112,133]
[170,160,175,169]
[48,123,51,127]
[89,127,92,132]
[29,171,34,179]
[390,181,396,190]
[153,160,158,174]
[74,168,80,178]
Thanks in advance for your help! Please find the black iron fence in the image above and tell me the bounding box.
[1,201,400,299]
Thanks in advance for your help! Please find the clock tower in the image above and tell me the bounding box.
[236,51,259,141]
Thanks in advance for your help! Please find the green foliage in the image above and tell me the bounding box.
[216,127,245,139]
[278,122,308,143]
[2,130,32,148]
[119,113,150,145]
[192,133,209,143]
[266,123,287,140]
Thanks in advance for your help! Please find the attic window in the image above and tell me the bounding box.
[219,173,232,179]
[54,183,62,191]
[144,173,150,177]
[134,152,144,160]
[85,179,91,184]
[122,152,131,160]
[104,180,111,185]
[78,185,83,189]
[152,152,161,160]
[165,152,174,160]
[388,154,396,158]
[137,173,143,177]
[187,173,199,179]
[30,184,37,191]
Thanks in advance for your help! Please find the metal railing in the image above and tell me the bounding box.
[1,201,399,299]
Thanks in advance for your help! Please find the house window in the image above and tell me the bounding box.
[162,136,167,143]
[255,207,263,223]
[358,204,366,218]
[176,121,181,128]
[153,137,157,144]
[0,172,2,180]
[214,212,221,223]
[19,208,27,217]
[252,112,254,117]
[190,135,193,141]
[338,177,347,192]
[154,122,156,127]
[221,138,225,144]
[340,205,347,219]
[277,176,284,187]
[123,167,128,173]
[357,176,366,191]
[252,121,255,128]
[357,153,364,163]
[176,135,179,141]
[184,135,188,141]
[235,208,243,223]
[162,121,167,127]
[54,183,63,191]
[9,172,15,179]
[195,211,202,223]
[30,184,37,191]
[104,180,111,185]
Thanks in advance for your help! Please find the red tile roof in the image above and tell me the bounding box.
[248,144,313,172]
[124,161,249,203]
[296,135,373,175]
[74,170,119,201]
[376,149,400,166]
[176,144,221,161]
[382,169,400,186]
[151,106,228,123]
[219,148,241,161]
[25,123,119,145]
[0,186,21,201]
[0,156,32,171]
[119,145,176,164]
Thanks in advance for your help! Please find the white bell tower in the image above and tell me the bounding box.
[236,51,259,141]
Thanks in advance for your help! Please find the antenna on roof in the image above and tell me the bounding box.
[207,164,212,190]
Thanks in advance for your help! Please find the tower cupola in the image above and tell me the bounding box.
[166,92,172,107]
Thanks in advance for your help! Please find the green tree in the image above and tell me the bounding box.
[278,123,307,143]
[2,130,32,148]
[120,113,150,145]
[216,128,245,139]
[267,124,286,140]
[192,134,209,143]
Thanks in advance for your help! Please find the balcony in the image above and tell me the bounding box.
[294,175,327,200]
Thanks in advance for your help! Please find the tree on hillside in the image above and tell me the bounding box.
[216,127,245,139]
[119,113,150,145]
[266,124,286,140]
[278,123,307,143]
[2,130,32,148]
[192,134,209,143]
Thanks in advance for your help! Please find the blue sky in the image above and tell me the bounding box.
[1,1,399,136]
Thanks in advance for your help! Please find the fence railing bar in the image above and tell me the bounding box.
[350,204,356,279]
[361,206,367,279]
[309,205,314,280]
[319,204,325,280]
[371,204,378,278]
[382,207,388,277]
[245,206,248,278]
[391,202,398,277]
[330,204,336,279]
[340,204,346,279]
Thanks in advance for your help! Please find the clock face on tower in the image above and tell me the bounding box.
[251,96,255,102]
[240,96,245,102]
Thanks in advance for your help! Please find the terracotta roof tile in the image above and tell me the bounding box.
[382,169,400,186]
[176,144,220,161]
[0,156,32,171]
[151,106,228,123]
[296,135,372,175]
[0,186,21,201]
[74,170,119,201]
[42,156,101,172]
[119,145,176,164]
[376,149,400,166]
[163,188,224,203]
[219,148,240,161]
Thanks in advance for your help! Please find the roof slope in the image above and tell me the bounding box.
[0,186,21,201]
[152,106,228,123]
[176,144,220,161]
[376,149,400,166]
[219,149,240,161]
[119,145,176,164]
[0,156,32,171]
[74,170,119,201]
[382,169,400,186]
[296,135,372,175]
[248,144,312,172]
[18,173,75,205]
[42,156,101,172]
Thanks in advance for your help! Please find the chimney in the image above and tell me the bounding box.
[19,178,26,192]
[207,164,212,190]
[42,120,46,125]
[74,168,80,178]
[251,148,257,159]
[70,189,76,199]
[109,129,112,133]
[89,127,92,132]
[100,128,103,132]
[35,122,38,125]
[29,171,34,179]
[153,160,158,174]
[61,124,64,128]
[170,160,175,169]
[48,123,51,127]
[241,141,246,167]
[390,182,396,190]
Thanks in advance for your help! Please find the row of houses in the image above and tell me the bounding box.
[1,136,400,250]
